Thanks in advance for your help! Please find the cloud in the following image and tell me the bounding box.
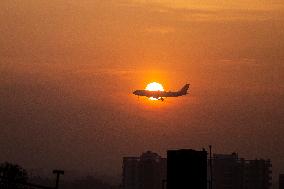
[123,0,284,22]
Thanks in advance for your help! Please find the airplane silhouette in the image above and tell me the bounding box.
[133,84,190,101]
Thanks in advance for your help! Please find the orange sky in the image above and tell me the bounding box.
[0,0,284,184]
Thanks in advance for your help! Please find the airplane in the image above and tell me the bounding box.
[133,84,190,101]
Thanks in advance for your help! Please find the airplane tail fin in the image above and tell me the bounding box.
[179,84,190,95]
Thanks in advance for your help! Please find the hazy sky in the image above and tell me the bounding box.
[1,0,284,182]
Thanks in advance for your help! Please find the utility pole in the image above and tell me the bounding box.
[209,145,213,189]
[53,170,64,189]
[162,179,167,189]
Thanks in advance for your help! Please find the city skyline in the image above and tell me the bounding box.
[0,149,279,188]
[122,149,273,189]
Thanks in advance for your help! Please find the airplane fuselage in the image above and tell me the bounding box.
[133,90,185,98]
[133,84,190,101]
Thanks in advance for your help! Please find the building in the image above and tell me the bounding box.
[212,153,272,189]
[167,149,207,189]
[212,153,243,189]
[279,174,284,189]
[122,157,139,189]
[122,151,166,189]
[243,159,272,189]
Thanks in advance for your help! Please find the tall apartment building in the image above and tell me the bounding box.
[167,149,207,189]
[279,174,284,189]
[212,153,243,189]
[122,151,166,189]
[243,159,272,189]
[212,153,272,189]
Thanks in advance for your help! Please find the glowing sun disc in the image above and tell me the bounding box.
[145,82,164,91]
[145,82,164,100]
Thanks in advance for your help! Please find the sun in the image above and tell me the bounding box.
[145,82,164,91]
[145,82,164,100]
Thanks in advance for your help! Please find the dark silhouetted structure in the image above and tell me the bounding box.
[244,159,272,189]
[279,174,284,189]
[0,162,64,189]
[212,153,243,189]
[122,150,272,189]
[167,149,207,189]
[53,170,64,189]
[212,153,272,189]
[122,151,166,189]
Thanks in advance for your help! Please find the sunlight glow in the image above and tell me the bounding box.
[145,82,164,100]
[145,82,164,91]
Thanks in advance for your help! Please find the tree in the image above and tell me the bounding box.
[0,162,28,186]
